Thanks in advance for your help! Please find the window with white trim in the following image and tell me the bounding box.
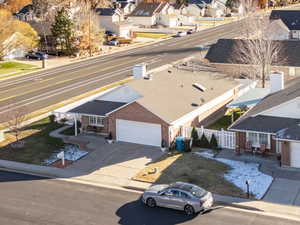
[246,132,269,148]
[89,116,104,127]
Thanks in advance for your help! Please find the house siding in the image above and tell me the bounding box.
[236,132,246,151]
[270,135,276,153]
[81,115,109,133]
[108,102,170,144]
[281,141,291,167]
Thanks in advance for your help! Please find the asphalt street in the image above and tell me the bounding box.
[0,170,298,225]
[0,21,243,122]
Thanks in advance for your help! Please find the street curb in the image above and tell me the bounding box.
[0,163,300,222]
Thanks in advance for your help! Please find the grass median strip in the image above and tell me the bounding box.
[0,62,40,79]
[135,32,173,39]
[133,150,246,198]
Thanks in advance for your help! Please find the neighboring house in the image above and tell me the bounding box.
[266,19,290,40]
[66,61,240,147]
[127,2,166,26]
[95,8,133,38]
[229,72,300,168]
[119,2,136,15]
[205,39,300,79]
[270,10,300,40]
[1,32,28,60]
[172,3,196,26]
[188,0,226,17]
[186,4,205,17]
[13,4,35,21]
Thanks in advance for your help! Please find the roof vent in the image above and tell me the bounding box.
[193,83,206,92]
[191,103,199,107]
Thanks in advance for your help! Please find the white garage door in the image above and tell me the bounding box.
[116,119,162,146]
[290,142,300,168]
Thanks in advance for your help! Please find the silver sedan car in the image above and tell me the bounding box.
[142,182,213,215]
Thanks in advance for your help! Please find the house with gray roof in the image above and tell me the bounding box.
[270,10,300,40]
[64,60,240,147]
[205,38,300,79]
[230,72,300,168]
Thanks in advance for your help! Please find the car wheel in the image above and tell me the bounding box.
[146,198,156,208]
[184,205,194,216]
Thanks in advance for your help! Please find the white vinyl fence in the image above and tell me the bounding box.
[184,126,236,150]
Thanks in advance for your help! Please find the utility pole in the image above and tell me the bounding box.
[89,8,92,57]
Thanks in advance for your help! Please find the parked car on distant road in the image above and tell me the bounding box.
[107,38,119,46]
[175,31,187,37]
[25,51,48,60]
[142,182,214,215]
[187,29,196,34]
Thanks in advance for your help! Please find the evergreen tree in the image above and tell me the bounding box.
[51,7,75,55]
[210,134,219,150]
[191,127,199,146]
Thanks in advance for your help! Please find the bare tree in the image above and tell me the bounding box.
[231,13,284,88]
[4,105,28,144]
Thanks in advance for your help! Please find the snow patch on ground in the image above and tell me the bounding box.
[194,152,273,199]
[44,144,88,165]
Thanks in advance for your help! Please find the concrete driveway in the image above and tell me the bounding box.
[263,178,300,206]
[64,135,163,187]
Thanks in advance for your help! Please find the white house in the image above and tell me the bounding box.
[95,8,133,38]
[2,32,28,60]
[128,2,166,27]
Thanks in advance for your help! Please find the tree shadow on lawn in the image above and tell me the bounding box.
[0,118,64,166]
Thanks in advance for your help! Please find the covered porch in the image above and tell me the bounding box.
[67,100,127,136]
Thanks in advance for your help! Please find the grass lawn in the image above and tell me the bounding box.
[0,61,39,78]
[133,150,246,198]
[135,32,172,39]
[207,109,245,130]
[0,117,64,165]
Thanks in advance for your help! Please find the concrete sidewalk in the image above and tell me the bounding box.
[0,159,299,222]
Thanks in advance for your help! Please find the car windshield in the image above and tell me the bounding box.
[171,183,207,198]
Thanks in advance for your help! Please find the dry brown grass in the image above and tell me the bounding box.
[133,151,246,198]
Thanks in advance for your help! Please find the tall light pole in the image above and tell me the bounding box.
[88,8,92,57]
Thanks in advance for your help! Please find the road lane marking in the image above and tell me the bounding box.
[0,22,241,87]
[0,57,163,114]
[0,56,148,97]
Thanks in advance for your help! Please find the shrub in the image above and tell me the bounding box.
[184,138,192,152]
[161,139,166,148]
[210,134,219,150]
[49,114,56,123]
[198,134,210,148]
[191,127,199,146]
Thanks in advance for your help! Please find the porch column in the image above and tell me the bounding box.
[74,114,77,136]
